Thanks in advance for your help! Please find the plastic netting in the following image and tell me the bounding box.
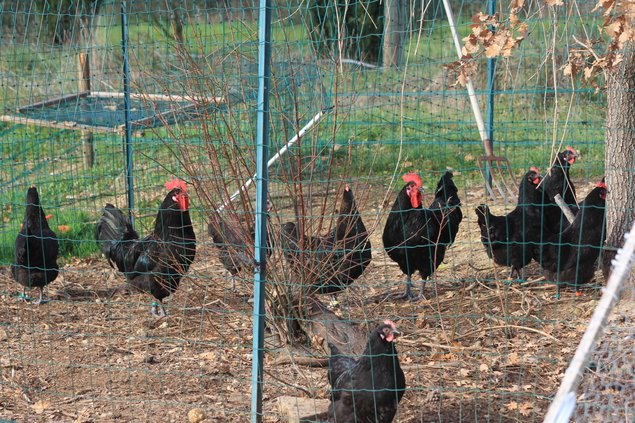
[0,0,628,422]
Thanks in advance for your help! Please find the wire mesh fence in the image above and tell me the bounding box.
[0,0,630,422]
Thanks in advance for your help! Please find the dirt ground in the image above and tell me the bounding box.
[0,180,626,422]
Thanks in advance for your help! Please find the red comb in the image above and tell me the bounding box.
[530,166,539,173]
[597,181,607,189]
[566,146,577,154]
[165,178,187,192]
[402,173,422,188]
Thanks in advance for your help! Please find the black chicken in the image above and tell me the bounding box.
[208,200,273,291]
[303,320,405,423]
[534,179,607,296]
[383,171,463,299]
[281,184,371,295]
[96,178,196,316]
[12,186,59,304]
[475,167,545,279]
[541,147,579,233]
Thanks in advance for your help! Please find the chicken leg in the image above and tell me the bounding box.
[32,287,46,305]
[150,301,167,317]
[16,287,30,302]
[395,275,415,300]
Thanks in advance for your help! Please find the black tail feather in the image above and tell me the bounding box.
[96,204,138,256]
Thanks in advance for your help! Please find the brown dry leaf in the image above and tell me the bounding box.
[518,401,534,416]
[506,401,519,411]
[58,225,71,233]
[584,66,595,80]
[509,13,519,26]
[592,0,615,15]
[479,363,489,372]
[472,11,489,23]
[545,0,563,5]
[32,400,52,414]
[199,351,216,360]
[503,38,519,57]
[462,34,480,55]
[0,328,6,341]
[459,368,471,377]
[605,19,624,37]
[510,0,525,10]
[507,352,520,366]
[485,42,503,58]
[563,62,575,76]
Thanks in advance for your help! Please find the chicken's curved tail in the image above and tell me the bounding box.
[96,204,139,256]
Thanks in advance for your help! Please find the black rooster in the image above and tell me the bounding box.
[475,167,545,279]
[383,171,463,299]
[12,186,59,304]
[281,184,371,295]
[208,200,273,291]
[541,147,579,233]
[96,178,196,316]
[303,320,406,423]
[534,179,607,296]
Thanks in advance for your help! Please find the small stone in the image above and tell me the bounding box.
[188,408,206,423]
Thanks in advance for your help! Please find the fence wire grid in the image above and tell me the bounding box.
[0,1,631,422]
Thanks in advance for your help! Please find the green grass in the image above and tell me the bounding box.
[0,8,610,265]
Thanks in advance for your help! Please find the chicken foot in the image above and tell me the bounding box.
[150,301,167,317]
[32,287,47,305]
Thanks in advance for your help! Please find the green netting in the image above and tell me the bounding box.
[0,0,627,421]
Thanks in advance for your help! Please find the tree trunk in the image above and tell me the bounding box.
[602,45,635,279]
[383,0,404,67]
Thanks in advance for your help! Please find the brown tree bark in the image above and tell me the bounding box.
[602,46,635,279]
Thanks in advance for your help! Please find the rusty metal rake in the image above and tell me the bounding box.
[442,0,517,203]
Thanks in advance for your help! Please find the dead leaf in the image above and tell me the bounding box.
[545,0,563,6]
[510,0,525,10]
[506,401,519,411]
[32,400,52,414]
[507,352,520,366]
[518,401,534,416]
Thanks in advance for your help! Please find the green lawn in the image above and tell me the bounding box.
[0,8,609,265]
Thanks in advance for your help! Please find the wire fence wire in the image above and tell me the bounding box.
[0,0,628,422]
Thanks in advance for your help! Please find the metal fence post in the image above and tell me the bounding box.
[485,0,497,186]
[250,0,271,421]
[121,0,134,224]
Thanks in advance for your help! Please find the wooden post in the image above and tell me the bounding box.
[78,52,94,168]
[383,0,405,67]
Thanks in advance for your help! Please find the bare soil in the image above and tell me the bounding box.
[0,181,622,422]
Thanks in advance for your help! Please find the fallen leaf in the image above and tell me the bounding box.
[506,401,519,411]
[518,401,534,416]
[507,352,520,366]
[32,400,52,414]
[57,225,70,233]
